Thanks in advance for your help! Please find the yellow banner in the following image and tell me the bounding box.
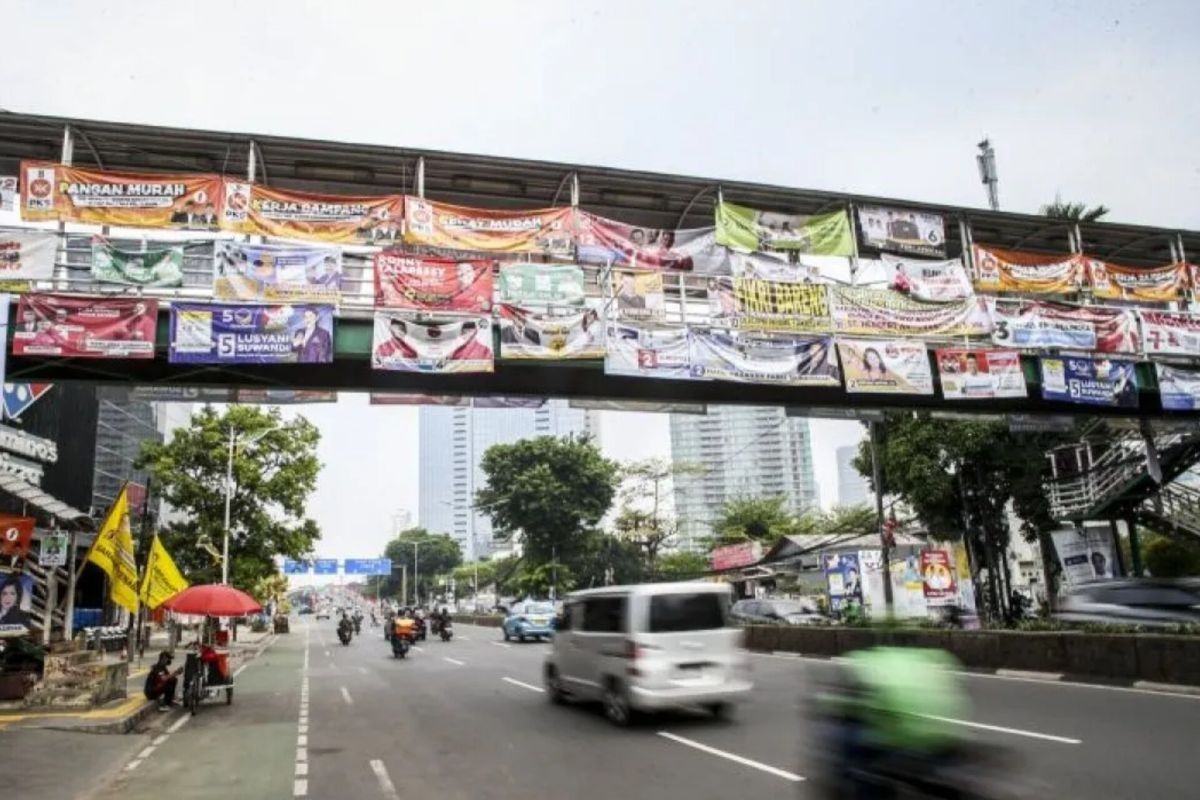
[86,486,139,614]
[140,535,189,610]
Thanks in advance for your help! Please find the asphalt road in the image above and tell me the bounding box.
[54,617,1200,799]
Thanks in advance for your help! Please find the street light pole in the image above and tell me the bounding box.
[413,542,419,607]
[222,428,236,586]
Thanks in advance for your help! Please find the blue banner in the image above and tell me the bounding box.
[1040,356,1138,408]
[168,302,335,365]
[313,558,339,575]
[824,553,862,613]
[282,559,309,575]
[1156,364,1200,411]
[344,558,392,576]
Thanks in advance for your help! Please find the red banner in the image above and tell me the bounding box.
[0,516,35,560]
[12,295,158,358]
[373,252,494,312]
[573,210,715,270]
[921,550,957,604]
[973,245,1084,295]
[403,197,573,255]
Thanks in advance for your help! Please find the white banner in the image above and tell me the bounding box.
[935,348,1028,400]
[856,205,946,257]
[1051,527,1116,586]
[1139,311,1200,358]
[689,331,840,386]
[0,229,57,281]
[728,251,853,285]
[837,338,934,395]
[0,176,16,211]
[498,305,604,359]
[854,254,973,301]
[604,324,695,380]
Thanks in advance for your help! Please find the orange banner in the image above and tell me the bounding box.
[972,244,1084,295]
[220,182,405,244]
[403,197,573,255]
[20,161,223,230]
[1086,258,1188,302]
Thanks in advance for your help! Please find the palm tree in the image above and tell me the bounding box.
[1040,193,1109,222]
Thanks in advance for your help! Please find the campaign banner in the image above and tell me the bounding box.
[726,250,847,284]
[920,550,958,606]
[710,542,762,571]
[972,245,1084,294]
[373,252,493,312]
[39,532,69,568]
[829,287,991,337]
[573,211,726,271]
[0,176,16,211]
[837,338,935,395]
[0,230,57,282]
[824,553,863,613]
[234,389,338,405]
[498,263,585,306]
[706,277,830,333]
[404,197,573,256]
[715,201,853,256]
[372,313,494,373]
[604,324,695,380]
[214,241,342,303]
[1155,364,1200,411]
[169,303,334,364]
[369,393,470,406]
[856,205,946,257]
[853,254,973,302]
[1138,311,1200,358]
[1040,356,1138,408]
[13,295,157,358]
[569,398,708,415]
[0,516,35,561]
[91,240,184,287]
[472,396,547,409]
[689,330,841,386]
[611,270,665,321]
[989,300,1138,353]
[21,161,223,230]
[935,348,1028,399]
[0,569,33,636]
[498,305,604,360]
[1051,527,1116,585]
[1086,258,1188,302]
[220,182,404,244]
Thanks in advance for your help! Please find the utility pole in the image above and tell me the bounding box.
[869,421,894,613]
[413,542,419,607]
[976,138,999,211]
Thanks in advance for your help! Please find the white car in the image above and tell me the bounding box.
[544,583,752,725]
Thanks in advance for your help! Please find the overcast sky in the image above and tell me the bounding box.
[6,1,1198,563]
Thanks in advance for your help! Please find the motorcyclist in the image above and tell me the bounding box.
[337,612,354,643]
[393,607,417,642]
[352,610,363,634]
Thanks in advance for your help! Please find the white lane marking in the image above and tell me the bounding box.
[341,686,354,705]
[124,759,142,772]
[370,759,401,800]
[293,778,308,796]
[295,762,308,777]
[152,734,168,746]
[297,734,308,747]
[918,715,1081,745]
[356,666,369,674]
[458,635,470,641]
[299,724,308,734]
[299,715,308,725]
[657,732,804,782]
[324,650,330,658]
[137,746,156,759]
[296,747,308,762]
[490,641,512,649]
[234,663,248,678]
[966,670,1200,700]
[167,714,192,734]
[503,677,544,693]
[411,645,425,653]
[443,657,465,666]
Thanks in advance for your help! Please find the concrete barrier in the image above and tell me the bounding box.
[1134,636,1200,686]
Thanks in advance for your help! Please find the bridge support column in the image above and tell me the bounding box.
[1127,518,1143,577]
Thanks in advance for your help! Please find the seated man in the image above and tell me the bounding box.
[144,651,181,710]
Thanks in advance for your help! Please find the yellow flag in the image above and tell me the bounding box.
[140,535,189,610]
[86,486,139,614]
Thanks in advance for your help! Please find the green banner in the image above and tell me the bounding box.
[714,201,853,256]
[91,241,184,286]
[497,262,585,305]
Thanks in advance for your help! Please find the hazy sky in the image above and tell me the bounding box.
[5,1,1198,561]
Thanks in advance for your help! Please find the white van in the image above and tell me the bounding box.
[544,582,752,725]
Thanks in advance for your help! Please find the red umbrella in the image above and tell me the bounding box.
[162,584,263,617]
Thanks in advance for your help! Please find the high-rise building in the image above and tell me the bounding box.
[836,445,871,507]
[418,400,599,561]
[392,509,413,535]
[670,406,817,550]
[91,387,162,516]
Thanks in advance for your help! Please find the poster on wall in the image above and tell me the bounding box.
[1086,258,1188,303]
[610,270,665,321]
[853,254,972,301]
[1155,364,1200,411]
[829,287,991,337]
[824,553,863,613]
[1040,356,1138,408]
[38,532,69,568]
[169,303,334,364]
[920,550,958,606]
[1138,311,1200,358]
[856,205,946,257]
[21,161,223,230]
[0,569,33,636]
[972,245,1084,295]
[498,305,604,359]
[573,211,727,271]
[220,182,404,244]
[604,324,695,380]
[935,348,1028,399]
[0,176,16,211]
[91,240,184,287]
[989,299,1139,353]
[689,330,841,386]
[0,229,57,282]
[715,201,854,256]
[1051,527,1116,586]
[404,197,573,256]
[498,263,585,306]
[706,277,830,333]
[373,252,493,312]
[214,242,342,302]
[12,295,157,358]
[837,338,935,395]
[371,314,494,373]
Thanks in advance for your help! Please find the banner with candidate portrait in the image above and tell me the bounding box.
[920,550,958,605]
[498,263,585,306]
[91,240,184,287]
[214,242,342,303]
[572,211,726,271]
[169,303,335,365]
[404,197,573,256]
[0,229,57,282]
[371,313,494,373]
[1138,311,1200,358]
[220,182,404,245]
[0,176,16,211]
[1040,356,1139,408]
[715,201,854,256]
[853,254,973,302]
[706,277,830,333]
[824,553,863,613]
[1051,527,1117,586]
[20,161,223,230]
[1085,258,1188,303]
[972,245,1085,295]
[726,251,852,284]
[935,348,1028,400]
[837,338,935,395]
[856,205,946,257]
[829,287,991,338]
[689,330,840,386]
[1156,364,1200,411]
[0,569,34,636]
[989,299,1138,353]
[12,295,157,358]
[373,252,493,312]
[498,304,604,360]
[610,270,665,321]
[369,393,470,406]
[604,324,695,380]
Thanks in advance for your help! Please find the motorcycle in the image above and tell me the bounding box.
[337,625,352,646]
[391,632,411,658]
[352,617,362,635]
[431,617,453,642]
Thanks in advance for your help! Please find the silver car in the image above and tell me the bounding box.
[1054,579,1200,628]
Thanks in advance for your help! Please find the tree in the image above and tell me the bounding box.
[793,505,877,537]
[1041,194,1109,222]
[476,435,619,571]
[253,574,290,612]
[377,528,462,603]
[653,550,709,580]
[711,496,797,546]
[1143,534,1200,578]
[613,459,705,570]
[137,405,321,590]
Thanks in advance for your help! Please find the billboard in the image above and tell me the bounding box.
[91,240,184,287]
[829,287,991,338]
[498,263,585,306]
[989,299,1139,353]
[837,338,934,395]
[170,303,334,365]
[220,182,404,244]
[373,252,493,312]
[404,197,573,256]
[1155,364,1200,411]
[498,305,604,359]
[689,331,841,386]
[852,254,972,302]
[972,245,1084,295]
[920,550,958,606]
[1086,258,1188,303]
[610,270,665,322]
[0,229,57,282]
[371,313,494,373]
[934,349,1028,400]
[1040,356,1138,408]
[214,242,342,303]
[572,211,727,272]
[706,277,830,333]
[710,542,762,571]
[12,295,157,358]
[604,324,695,380]
[856,205,946,257]
[1138,311,1200,358]
[715,201,853,256]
